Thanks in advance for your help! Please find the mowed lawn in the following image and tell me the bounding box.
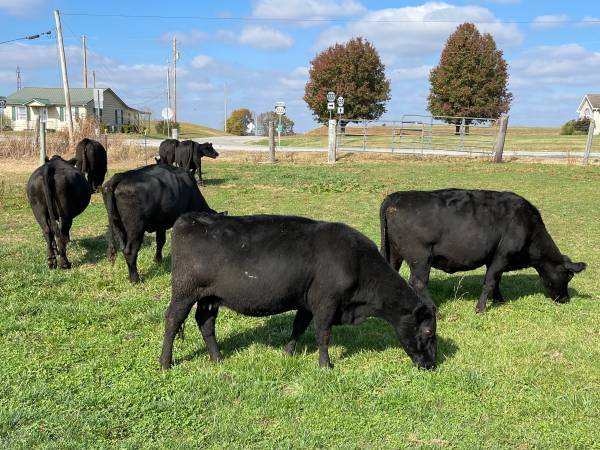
[1,155,598,448]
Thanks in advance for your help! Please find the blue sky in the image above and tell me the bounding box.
[1,0,599,131]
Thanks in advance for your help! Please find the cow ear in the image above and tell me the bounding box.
[564,261,586,273]
[67,158,77,166]
[413,303,434,323]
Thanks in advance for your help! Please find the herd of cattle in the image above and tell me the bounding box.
[26,138,586,370]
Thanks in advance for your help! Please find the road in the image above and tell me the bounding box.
[130,135,599,160]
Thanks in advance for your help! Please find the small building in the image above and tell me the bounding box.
[3,87,147,132]
[576,94,600,135]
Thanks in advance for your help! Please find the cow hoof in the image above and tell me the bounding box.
[48,260,57,269]
[129,275,141,284]
[319,362,334,369]
[475,305,486,314]
[283,343,296,355]
[160,359,173,370]
[60,261,72,269]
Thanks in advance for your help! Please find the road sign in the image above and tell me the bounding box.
[0,98,6,109]
[246,121,255,134]
[93,88,104,109]
[275,101,286,115]
[161,107,173,120]
[277,124,284,133]
[327,91,336,102]
[327,102,335,110]
[337,96,344,107]
[337,106,344,115]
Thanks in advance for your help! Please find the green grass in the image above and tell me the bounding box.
[1,158,599,448]
[254,126,600,153]
[132,120,230,140]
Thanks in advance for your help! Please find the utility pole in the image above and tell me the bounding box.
[166,64,171,136]
[173,37,178,123]
[16,66,22,90]
[82,34,88,88]
[224,83,227,132]
[92,70,96,88]
[53,10,74,144]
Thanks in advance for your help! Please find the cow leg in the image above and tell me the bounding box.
[124,233,143,283]
[476,260,506,313]
[313,311,336,369]
[160,299,195,369]
[155,229,166,264]
[284,309,313,355]
[57,218,72,269]
[195,304,223,362]
[492,274,505,304]
[407,257,434,307]
[44,223,58,269]
[389,247,403,272]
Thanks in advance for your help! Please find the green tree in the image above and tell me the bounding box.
[226,108,253,136]
[304,37,390,124]
[428,23,512,130]
[155,120,179,136]
[256,111,295,136]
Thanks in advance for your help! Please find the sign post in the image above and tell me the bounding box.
[274,101,286,150]
[0,97,5,132]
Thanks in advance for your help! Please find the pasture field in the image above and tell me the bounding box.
[1,155,599,448]
[254,126,600,154]
[137,121,230,140]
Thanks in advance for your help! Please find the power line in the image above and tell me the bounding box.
[0,31,52,45]
[61,13,600,25]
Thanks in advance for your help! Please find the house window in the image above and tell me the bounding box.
[16,106,27,121]
[41,107,48,123]
[115,110,118,125]
[58,106,64,121]
[71,106,79,120]
[120,110,123,124]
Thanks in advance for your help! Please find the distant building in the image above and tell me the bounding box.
[2,87,148,132]
[576,94,600,135]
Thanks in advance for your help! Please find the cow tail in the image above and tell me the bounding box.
[380,199,390,263]
[186,145,194,172]
[103,175,126,261]
[42,164,60,236]
[81,142,89,176]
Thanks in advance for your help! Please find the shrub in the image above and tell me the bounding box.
[561,118,590,135]
[155,120,179,136]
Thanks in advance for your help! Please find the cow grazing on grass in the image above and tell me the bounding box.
[102,164,216,283]
[157,139,179,165]
[160,214,437,370]
[379,189,587,313]
[73,138,107,192]
[174,140,219,183]
[27,155,91,269]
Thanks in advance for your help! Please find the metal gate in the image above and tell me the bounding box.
[336,115,499,156]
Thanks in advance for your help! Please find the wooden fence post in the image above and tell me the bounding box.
[493,115,509,162]
[268,121,275,162]
[39,117,46,166]
[583,119,595,165]
[328,119,337,163]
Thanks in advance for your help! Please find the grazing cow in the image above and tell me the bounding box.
[157,139,179,165]
[174,140,219,183]
[379,189,587,313]
[73,138,107,192]
[27,155,91,269]
[160,214,437,370]
[102,164,216,283]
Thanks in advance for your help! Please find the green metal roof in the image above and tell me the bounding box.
[6,88,98,106]
[25,98,51,106]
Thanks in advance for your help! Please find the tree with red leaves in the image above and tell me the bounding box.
[428,23,512,125]
[304,37,390,124]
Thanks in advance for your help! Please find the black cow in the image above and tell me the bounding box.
[102,164,216,283]
[27,155,91,269]
[160,214,437,370]
[174,140,219,183]
[73,138,107,192]
[380,189,587,313]
[157,139,179,165]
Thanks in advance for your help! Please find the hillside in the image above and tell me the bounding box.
[144,121,231,139]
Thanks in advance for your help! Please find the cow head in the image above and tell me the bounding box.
[538,255,586,303]
[394,302,437,370]
[197,142,219,159]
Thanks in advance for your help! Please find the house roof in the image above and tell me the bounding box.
[577,94,600,113]
[5,87,148,113]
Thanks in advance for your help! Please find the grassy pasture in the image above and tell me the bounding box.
[255,126,600,154]
[1,155,599,448]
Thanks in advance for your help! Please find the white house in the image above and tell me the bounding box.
[576,94,600,135]
[3,87,148,132]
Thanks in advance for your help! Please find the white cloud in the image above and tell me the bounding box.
[314,2,523,62]
[252,0,366,20]
[238,26,294,50]
[160,30,208,45]
[190,55,214,69]
[187,81,215,92]
[390,65,433,81]
[0,0,42,16]
[216,30,237,43]
[580,16,600,27]
[531,15,568,30]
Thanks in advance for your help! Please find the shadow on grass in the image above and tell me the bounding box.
[179,313,458,367]
[199,177,235,186]
[428,273,590,308]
